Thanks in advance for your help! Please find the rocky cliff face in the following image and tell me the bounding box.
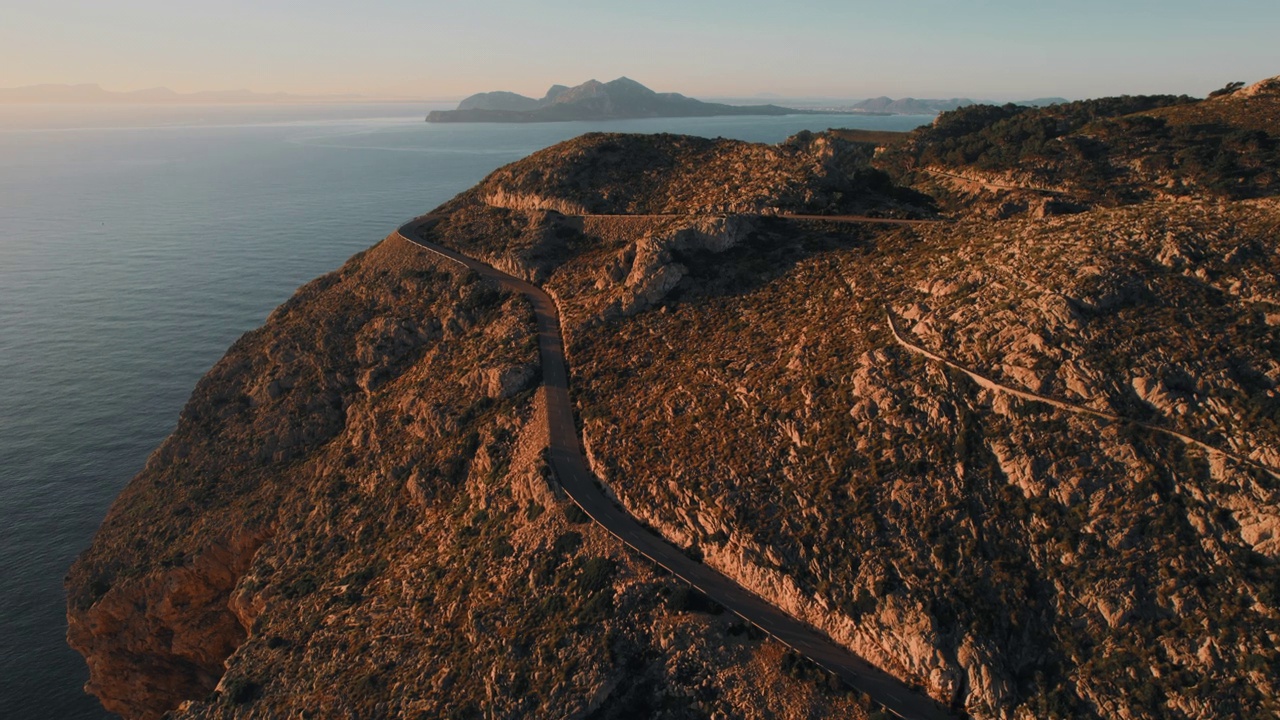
[70,84,1280,719]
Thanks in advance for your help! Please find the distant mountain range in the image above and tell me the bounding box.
[425,77,815,123]
[0,83,405,104]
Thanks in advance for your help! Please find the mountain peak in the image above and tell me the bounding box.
[542,84,570,102]
[606,76,646,88]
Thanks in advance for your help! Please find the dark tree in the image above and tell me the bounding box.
[1209,81,1246,98]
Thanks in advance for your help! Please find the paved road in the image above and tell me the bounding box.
[396,216,958,720]
[780,214,939,226]
[567,212,940,226]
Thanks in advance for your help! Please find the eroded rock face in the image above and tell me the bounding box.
[609,215,758,316]
[68,530,269,720]
[483,188,592,217]
[466,362,539,399]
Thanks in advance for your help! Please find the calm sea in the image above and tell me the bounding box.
[0,103,930,718]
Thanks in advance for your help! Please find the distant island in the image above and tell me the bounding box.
[425,77,821,123]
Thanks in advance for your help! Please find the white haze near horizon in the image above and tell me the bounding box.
[2,0,1277,101]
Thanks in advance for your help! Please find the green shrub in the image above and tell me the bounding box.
[667,584,723,615]
[564,504,591,524]
[552,530,583,555]
[280,573,319,599]
[576,557,616,594]
[222,677,261,705]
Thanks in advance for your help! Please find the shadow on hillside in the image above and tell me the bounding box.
[665,217,893,305]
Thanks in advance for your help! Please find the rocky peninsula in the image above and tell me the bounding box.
[69,76,1280,719]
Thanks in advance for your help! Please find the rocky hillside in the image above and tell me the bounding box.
[69,77,1280,719]
[66,229,881,719]
[880,76,1280,214]
[474,131,930,217]
[427,182,1280,720]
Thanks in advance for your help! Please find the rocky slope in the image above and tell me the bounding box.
[70,77,1280,719]
[475,130,930,217]
[425,196,1280,720]
[66,230,880,719]
[878,76,1280,216]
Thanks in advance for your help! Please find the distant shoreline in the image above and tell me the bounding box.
[426,77,920,123]
[424,108,874,124]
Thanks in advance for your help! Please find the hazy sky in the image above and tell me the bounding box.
[3,0,1277,100]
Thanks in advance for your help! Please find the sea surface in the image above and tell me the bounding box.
[0,102,930,718]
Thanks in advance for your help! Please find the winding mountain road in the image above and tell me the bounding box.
[396,216,957,720]
[886,308,1280,481]
[491,209,940,226]
[776,214,938,226]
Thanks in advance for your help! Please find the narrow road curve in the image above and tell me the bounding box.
[580,212,938,226]
[886,308,1280,481]
[396,216,958,720]
[780,214,939,226]
[494,209,943,226]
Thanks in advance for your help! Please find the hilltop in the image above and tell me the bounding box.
[68,75,1280,719]
[425,77,813,123]
[876,76,1280,213]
